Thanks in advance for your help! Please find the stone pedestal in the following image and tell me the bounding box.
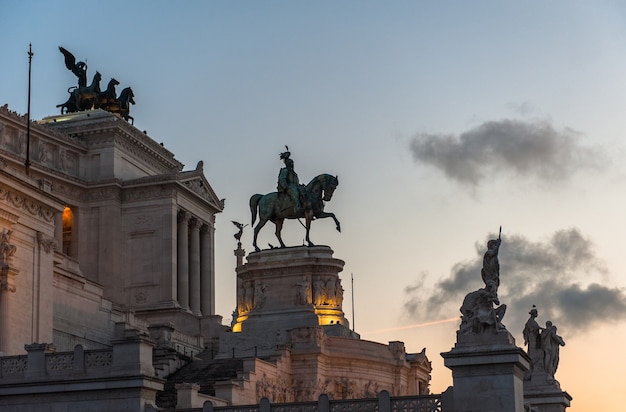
[226,246,348,354]
[524,369,572,412]
[442,330,530,412]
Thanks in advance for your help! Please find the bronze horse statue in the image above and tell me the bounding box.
[108,87,135,124]
[56,71,102,113]
[250,173,340,252]
[96,78,119,110]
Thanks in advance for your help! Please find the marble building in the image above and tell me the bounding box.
[0,105,433,411]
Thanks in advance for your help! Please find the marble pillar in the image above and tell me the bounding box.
[200,223,214,316]
[189,218,201,315]
[54,212,63,251]
[177,211,190,310]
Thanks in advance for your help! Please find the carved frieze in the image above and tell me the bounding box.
[123,187,175,202]
[0,185,55,222]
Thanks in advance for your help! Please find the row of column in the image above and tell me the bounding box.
[177,210,214,316]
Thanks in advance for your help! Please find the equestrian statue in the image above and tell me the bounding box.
[250,147,341,252]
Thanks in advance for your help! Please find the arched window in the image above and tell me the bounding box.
[62,206,73,256]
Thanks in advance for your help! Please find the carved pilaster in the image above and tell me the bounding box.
[36,231,57,254]
[0,264,19,292]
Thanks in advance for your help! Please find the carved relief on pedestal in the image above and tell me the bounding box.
[254,281,268,310]
[312,276,343,307]
[295,276,311,305]
[256,373,293,403]
[240,280,254,313]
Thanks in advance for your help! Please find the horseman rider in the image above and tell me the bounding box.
[278,149,302,212]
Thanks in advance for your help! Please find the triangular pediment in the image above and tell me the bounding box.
[178,169,223,212]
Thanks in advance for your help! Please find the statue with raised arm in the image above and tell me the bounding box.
[59,47,88,88]
[481,227,502,290]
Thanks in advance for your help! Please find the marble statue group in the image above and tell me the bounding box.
[459,229,507,334]
[523,306,566,383]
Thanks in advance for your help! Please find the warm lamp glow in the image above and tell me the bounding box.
[62,207,73,229]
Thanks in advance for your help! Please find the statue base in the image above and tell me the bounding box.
[222,246,353,357]
[524,368,572,412]
[441,329,530,412]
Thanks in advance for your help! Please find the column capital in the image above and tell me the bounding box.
[189,217,201,229]
[178,210,190,223]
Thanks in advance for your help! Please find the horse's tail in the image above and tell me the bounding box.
[250,194,263,226]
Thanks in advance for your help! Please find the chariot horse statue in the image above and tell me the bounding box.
[56,47,136,123]
[250,173,341,252]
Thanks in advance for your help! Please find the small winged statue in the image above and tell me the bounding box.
[232,221,248,242]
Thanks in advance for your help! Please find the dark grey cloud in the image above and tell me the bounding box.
[404,228,626,335]
[409,119,603,187]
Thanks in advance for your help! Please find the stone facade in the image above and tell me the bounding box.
[0,106,434,411]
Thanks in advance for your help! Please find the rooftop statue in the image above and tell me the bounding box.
[250,147,341,252]
[56,47,136,123]
[523,306,566,384]
[481,227,501,291]
[458,230,507,335]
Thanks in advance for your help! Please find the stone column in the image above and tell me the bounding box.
[200,222,214,316]
[177,211,190,310]
[0,230,18,355]
[0,265,19,354]
[54,211,63,251]
[189,218,201,315]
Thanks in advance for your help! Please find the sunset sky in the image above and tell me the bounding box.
[3,2,626,410]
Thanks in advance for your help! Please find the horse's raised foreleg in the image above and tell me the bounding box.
[275,219,286,248]
[253,218,268,252]
[315,211,341,232]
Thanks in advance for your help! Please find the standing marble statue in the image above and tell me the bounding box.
[541,321,565,381]
[522,306,542,379]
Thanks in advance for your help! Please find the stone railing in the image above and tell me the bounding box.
[0,335,155,381]
[169,391,443,412]
[0,344,112,380]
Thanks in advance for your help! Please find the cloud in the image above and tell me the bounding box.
[404,228,626,335]
[409,119,603,187]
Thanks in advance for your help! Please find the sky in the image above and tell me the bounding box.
[2,1,626,410]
